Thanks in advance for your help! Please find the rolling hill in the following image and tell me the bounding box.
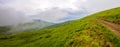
[0,7,120,47]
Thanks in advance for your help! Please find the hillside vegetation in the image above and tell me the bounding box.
[95,7,120,24]
[0,26,11,35]
[0,7,120,47]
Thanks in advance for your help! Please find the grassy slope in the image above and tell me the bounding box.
[94,7,120,24]
[0,26,11,35]
[0,7,120,47]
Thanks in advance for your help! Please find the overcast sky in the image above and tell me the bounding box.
[0,0,120,26]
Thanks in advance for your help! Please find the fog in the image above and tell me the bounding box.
[0,5,30,26]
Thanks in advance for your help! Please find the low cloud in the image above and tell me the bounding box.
[0,5,30,26]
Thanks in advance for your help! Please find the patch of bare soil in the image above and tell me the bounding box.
[98,19,120,37]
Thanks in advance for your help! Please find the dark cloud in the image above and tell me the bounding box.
[30,8,68,22]
[29,7,89,23]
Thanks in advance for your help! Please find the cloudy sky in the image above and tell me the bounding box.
[0,0,120,26]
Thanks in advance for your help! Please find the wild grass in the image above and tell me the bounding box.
[94,7,120,24]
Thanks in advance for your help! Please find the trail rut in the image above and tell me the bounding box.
[98,19,120,37]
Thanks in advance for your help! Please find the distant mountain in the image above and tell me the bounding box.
[0,19,54,34]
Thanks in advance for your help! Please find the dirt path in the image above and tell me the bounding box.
[97,19,120,37]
